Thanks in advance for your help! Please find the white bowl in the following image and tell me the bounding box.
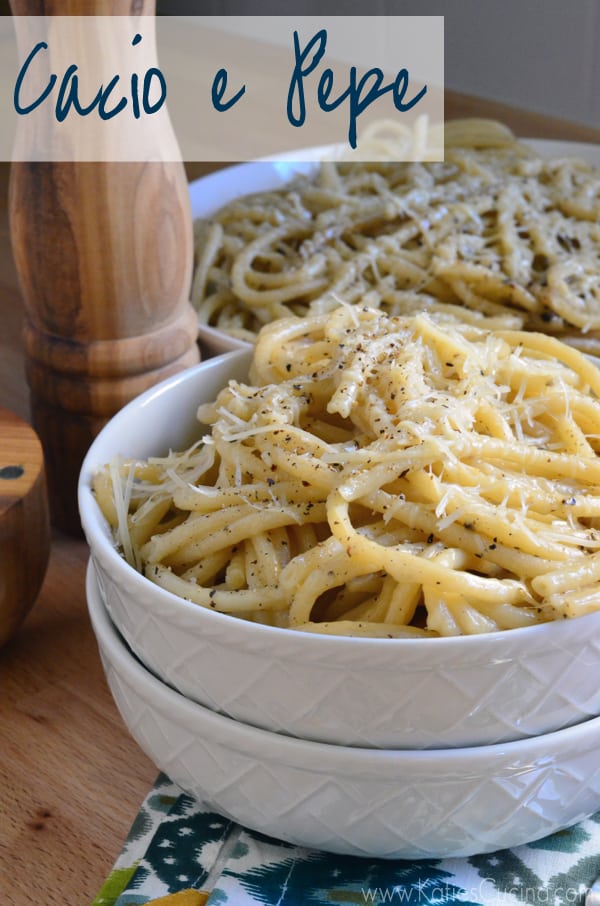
[86,559,600,860]
[78,350,600,750]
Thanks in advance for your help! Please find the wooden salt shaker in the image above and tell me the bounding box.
[0,407,50,648]
[9,0,199,535]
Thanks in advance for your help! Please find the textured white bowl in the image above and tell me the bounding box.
[78,350,600,750]
[87,559,600,860]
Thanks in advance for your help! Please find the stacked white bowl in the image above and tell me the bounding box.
[79,352,600,860]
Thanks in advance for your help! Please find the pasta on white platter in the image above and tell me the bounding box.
[94,307,600,638]
[192,119,600,352]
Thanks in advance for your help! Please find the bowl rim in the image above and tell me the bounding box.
[86,557,600,769]
[78,349,600,651]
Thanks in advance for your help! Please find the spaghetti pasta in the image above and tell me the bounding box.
[94,306,600,638]
[191,119,600,351]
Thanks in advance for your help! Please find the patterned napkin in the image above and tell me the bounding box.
[93,774,600,906]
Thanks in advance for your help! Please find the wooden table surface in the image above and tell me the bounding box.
[1,94,600,905]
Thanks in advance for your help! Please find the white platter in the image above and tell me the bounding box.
[189,138,600,355]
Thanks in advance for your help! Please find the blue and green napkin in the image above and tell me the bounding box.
[93,774,600,906]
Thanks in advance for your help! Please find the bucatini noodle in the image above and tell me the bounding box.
[191,119,600,352]
[94,306,600,638]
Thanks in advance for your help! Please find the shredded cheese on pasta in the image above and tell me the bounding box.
[191,119,600,353]
[94,307,600,638]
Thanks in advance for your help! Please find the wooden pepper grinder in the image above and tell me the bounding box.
[9,0,199,535]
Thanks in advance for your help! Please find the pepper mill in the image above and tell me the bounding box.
[9,0,199,535]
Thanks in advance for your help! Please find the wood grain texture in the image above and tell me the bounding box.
[1,92,600,904]
[9,157,200,534]
[10,0,150,14]
[0,407,50,647]
[0,533,157,905]
[8,0,200,534]
[442,89,600,143]
[0,154,158,906]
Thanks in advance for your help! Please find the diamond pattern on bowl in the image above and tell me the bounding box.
[81,348,600,752]
[100,652,600,860]
[87,548,600,863]
[92,553,600,750]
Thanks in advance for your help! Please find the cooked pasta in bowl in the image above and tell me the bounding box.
[79,307,600,749]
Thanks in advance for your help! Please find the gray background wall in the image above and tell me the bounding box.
[156,1,600,130]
